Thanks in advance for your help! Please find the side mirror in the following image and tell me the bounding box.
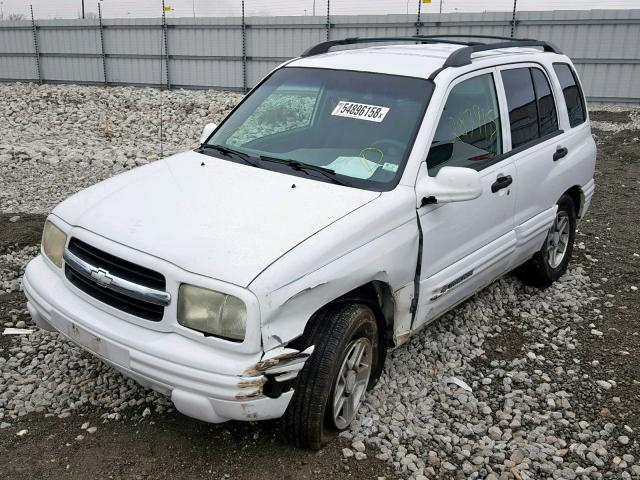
[416,166,483,207]
[199,122,218,145]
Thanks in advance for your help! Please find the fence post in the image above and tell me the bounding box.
[241,0,247,93]
[416,0,422,36]
[326,0,330,41]
[29,5,41,84]
[510,0,518,37]
[161,0,170,89]
[98,3,107,86]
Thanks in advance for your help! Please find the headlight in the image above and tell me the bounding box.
[177,284,246,341]
[42,220,67,268]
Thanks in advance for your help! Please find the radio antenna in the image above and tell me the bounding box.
[159,1,166,158]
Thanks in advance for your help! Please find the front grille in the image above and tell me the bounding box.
[65,238,166,321]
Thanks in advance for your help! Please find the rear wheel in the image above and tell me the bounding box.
[284,303,379,450]
[516,194,576,288]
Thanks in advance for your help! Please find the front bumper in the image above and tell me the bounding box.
[23,255,293,423]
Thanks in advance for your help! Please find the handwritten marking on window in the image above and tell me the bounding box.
[447,104,499,145]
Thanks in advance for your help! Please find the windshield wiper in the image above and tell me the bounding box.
[258,155,352,187]
[201,144,259,168]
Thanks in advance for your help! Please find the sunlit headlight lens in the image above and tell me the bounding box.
[42,220,67,268]
[177,284,246,341]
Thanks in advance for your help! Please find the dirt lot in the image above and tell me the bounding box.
[1,107,639,479]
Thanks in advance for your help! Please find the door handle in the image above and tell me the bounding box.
[553,146,569,161]
[491,175,512,193]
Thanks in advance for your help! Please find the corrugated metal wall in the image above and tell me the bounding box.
[0,10,638,102]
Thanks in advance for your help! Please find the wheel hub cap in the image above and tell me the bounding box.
[332,338,372,430]
[546,210,570,269]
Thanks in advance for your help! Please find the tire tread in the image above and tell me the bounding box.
[517,194,576,288]
[284,303,374,449]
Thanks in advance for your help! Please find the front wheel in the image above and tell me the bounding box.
[516,194,576,288]
[284,303,379,450]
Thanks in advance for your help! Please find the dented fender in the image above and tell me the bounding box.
[248,187,420,351]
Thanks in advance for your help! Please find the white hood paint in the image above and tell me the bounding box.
[53,151,380,287]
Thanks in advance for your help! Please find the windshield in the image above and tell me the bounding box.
[205,67,434,190]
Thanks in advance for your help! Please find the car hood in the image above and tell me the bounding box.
[53,150,380,287]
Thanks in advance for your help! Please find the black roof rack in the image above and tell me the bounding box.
[300,35,561,68]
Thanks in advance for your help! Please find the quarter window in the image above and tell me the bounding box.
[553,63,586,128]
[427,73,502,175]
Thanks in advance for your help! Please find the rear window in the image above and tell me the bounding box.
[553,63,586,128]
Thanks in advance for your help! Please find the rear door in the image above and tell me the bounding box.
[497,62,595,265]
[413,68,517,329]
[497,64,565,263]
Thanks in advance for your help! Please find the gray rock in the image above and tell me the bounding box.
[342,448,354,458]
[511,449,526,464]
[488,426,503,441]
[352,440,366,453]
[442,461,456,471]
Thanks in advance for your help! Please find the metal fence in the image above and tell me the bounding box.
[0,9,639,103]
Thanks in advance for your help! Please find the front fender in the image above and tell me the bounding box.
[250,187,419,351]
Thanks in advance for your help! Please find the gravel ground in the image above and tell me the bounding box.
[1,83,639,479]
[0,83,242,213]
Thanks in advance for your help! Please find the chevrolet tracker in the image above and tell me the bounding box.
[23,35,596,449]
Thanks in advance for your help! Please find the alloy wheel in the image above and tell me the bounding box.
[332,337,372,429]
[546,210,570,269]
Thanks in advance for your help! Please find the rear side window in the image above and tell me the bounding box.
[531,68,559,136]
[501,68,538,148]
[553,63,586,127]
[501,67,559,149]
[426,73,502,175]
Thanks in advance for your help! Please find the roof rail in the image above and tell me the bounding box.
[300,35,562,67]
[300,36,475,57]
[441,39,561,67]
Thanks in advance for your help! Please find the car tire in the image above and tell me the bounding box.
[284,303,380,450]
[516,194,576,288]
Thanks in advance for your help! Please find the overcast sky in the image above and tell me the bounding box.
[1,0,638,19]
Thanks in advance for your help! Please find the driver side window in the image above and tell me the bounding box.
[427,73,502,176]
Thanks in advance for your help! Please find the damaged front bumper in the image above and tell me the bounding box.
[22,255,312,424]
[241,346,314,399]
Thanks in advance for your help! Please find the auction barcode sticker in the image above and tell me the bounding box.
[331,101,390,123]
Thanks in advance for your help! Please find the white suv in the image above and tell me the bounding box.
[24,35,596,449]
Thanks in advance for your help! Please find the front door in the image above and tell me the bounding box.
[413,69,517,329]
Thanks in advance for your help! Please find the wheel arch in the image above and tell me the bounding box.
[330,280,395,347]
[287,280,396,379]
[564,185,583,218]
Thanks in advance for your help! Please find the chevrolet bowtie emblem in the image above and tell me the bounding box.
[90,268,113,287]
